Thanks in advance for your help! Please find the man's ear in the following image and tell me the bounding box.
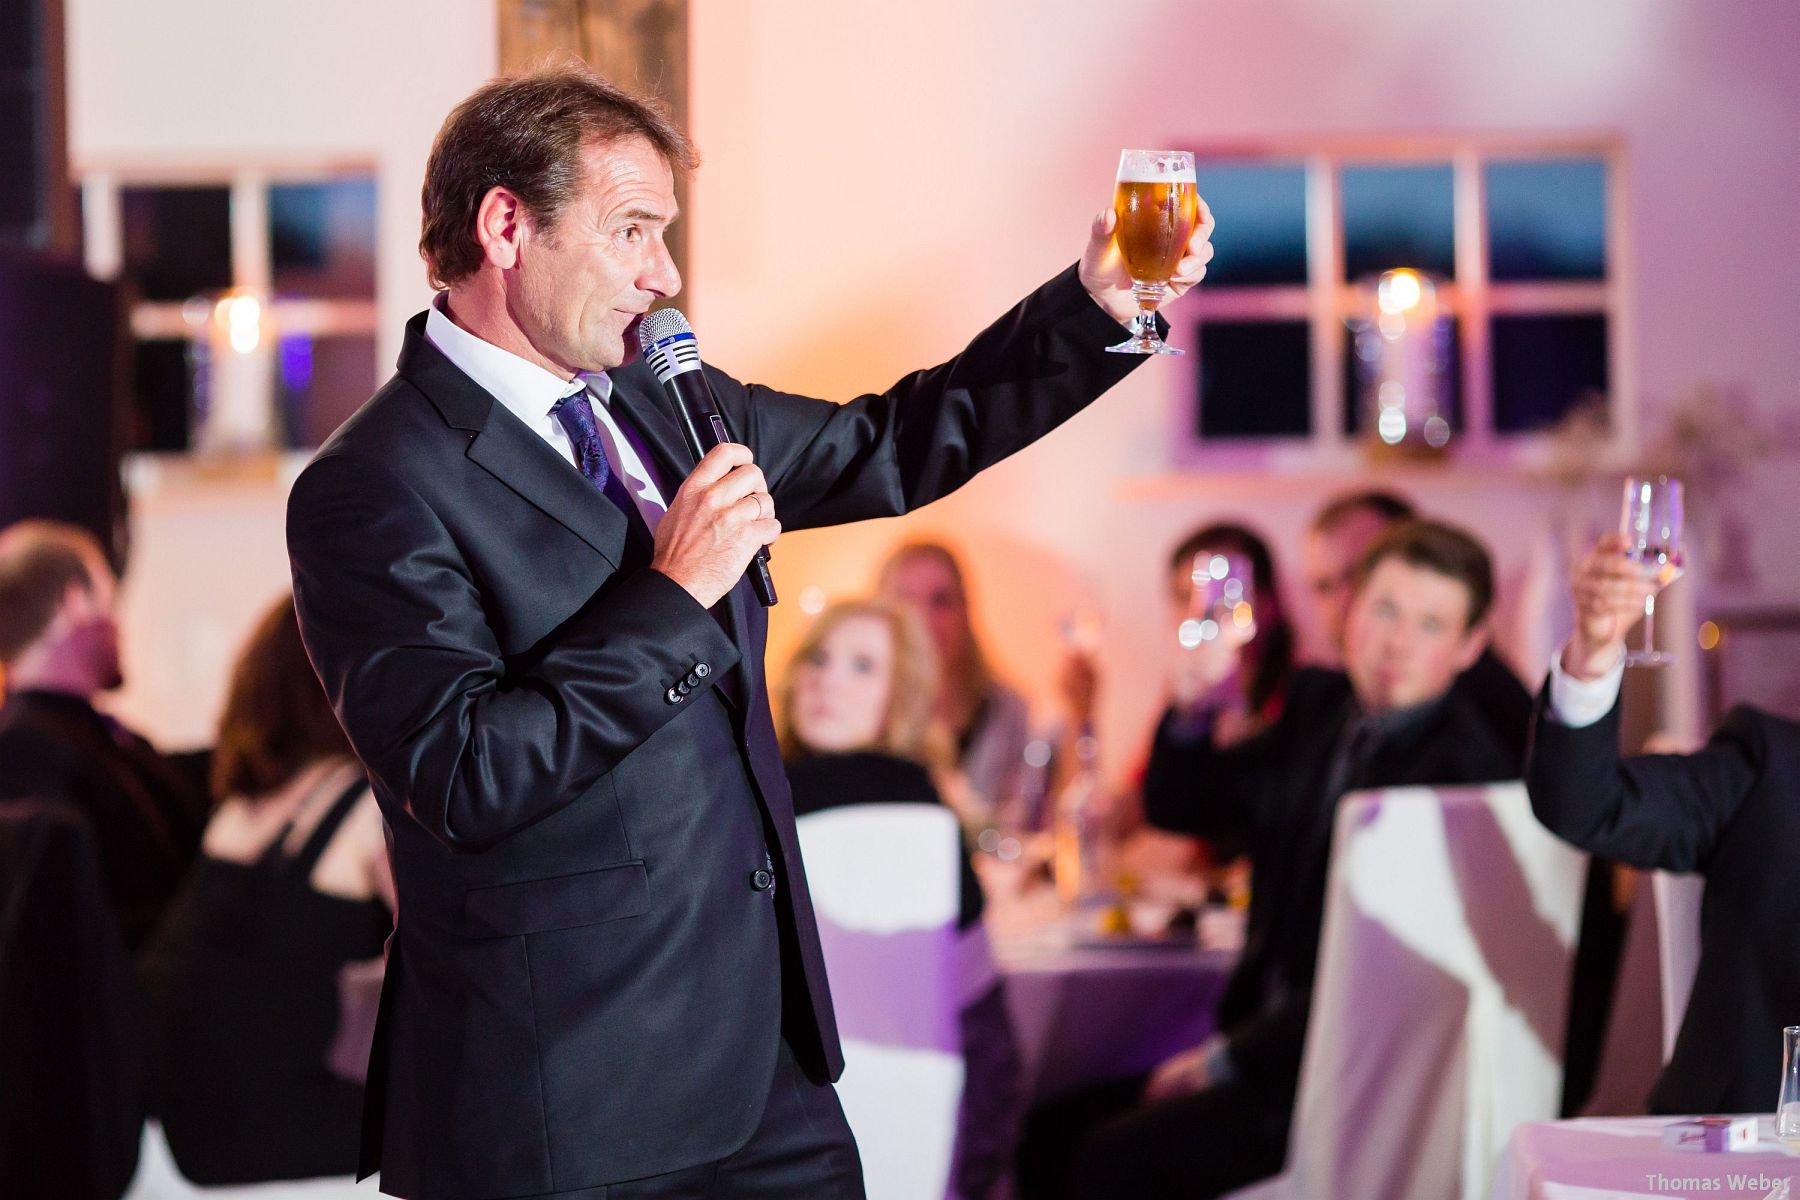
[1455,619,1491,672]
[474,186,530,271]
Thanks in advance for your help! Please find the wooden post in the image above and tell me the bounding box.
[498,0,691,291]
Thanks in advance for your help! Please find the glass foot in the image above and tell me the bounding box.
[1105,334,1183,355]
[1624,648,1675,668]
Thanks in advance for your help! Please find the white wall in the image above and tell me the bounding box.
[66,0,1800,766]
[65,0,498,745]
[66,0,498,365]
[687,0,1800,774]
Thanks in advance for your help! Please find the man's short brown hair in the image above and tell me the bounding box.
[0,520,104,664]
[1312,489,1417,536]
[1352,518,1495,630]
[419,63,698,289]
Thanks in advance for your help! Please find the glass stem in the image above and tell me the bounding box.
[1132,282,1164,339]
[1642,593,1656,656]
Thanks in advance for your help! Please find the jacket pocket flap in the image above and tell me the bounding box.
[464,861,649,938]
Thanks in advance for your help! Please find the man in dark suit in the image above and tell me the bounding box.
[286,67,1213,1200]
[1302,489,1533,760]
[1528,533,1800,1114]
[1020,519,1523,1200]
[0,519,206,952]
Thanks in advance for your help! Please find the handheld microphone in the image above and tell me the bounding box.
[637,309,778,608]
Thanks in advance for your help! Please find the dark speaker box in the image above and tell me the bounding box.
[0,251,129,568]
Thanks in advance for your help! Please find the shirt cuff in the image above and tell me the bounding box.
[1546,649,1625,728]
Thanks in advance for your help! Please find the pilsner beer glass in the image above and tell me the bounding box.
[1106,149,1200,356]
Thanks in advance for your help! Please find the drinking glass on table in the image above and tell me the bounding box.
[1778,1026,1800,1148]
[1106,149,1201,356]
[1619,475,1685,667]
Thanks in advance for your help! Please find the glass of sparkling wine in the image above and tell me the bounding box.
[1619,475,1685,668]
[1106,149,1200,356]
[1778,1026,1800,1148]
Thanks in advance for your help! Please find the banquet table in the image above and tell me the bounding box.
[989,900,1237,1104]
[1492,1116,1799,1200]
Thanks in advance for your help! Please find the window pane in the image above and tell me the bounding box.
[1342,320,1462,438]
[271,178,378,299]
[277,334,377,448]
[1492,314,1608,433]
[1192,162,1308,286]
[121,186,232,301]
[1486,158,1607,281]
[1196,320,1310,439]
[1342,163,1455,281]
[131,339,195,451]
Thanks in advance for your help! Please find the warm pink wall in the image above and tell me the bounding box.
[689,0,1800,774]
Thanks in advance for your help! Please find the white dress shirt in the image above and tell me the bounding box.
[424,298,670,535]
[1545,649,1627,729]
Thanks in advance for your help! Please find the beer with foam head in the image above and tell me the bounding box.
[1114,167,1200,285]
[1105,149,1200,356]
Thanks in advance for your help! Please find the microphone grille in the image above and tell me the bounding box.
[637,307,693,351]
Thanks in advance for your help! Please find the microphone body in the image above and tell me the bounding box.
[637,311,778,607]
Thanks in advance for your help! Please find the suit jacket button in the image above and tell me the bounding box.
[695,663,711,678]
[685,671,701,687]
[665,687,682,704]
[750,868,774,892]
[677,679,693,695]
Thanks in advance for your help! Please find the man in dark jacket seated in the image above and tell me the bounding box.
[1527,532,1800,1115]
[1018,519,1524,1200]
[0,520,205,951]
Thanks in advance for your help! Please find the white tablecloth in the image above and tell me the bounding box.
[994,917,1235,1103]
[1493,1116,1798,1200]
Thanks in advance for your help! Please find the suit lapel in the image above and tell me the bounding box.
[467,413,633,569]
[396,313,633,570]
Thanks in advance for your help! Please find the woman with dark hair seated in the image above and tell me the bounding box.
[139,595,392,1184]
[779,597,1021,1200]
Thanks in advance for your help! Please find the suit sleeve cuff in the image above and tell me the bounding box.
[1547,649,1624,728]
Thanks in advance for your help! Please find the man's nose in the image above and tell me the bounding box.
[644,240,681,299]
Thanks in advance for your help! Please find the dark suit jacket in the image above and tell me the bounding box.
[0,690,206,952]
[1527,694,1800,1114]
[1142,667,1522,1108]
[286,266,1143,1199]
[0,800,146,1200]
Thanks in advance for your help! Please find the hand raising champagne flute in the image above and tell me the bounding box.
[1106,149,1201,355]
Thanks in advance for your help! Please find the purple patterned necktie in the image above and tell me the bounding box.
[551,390,653,559]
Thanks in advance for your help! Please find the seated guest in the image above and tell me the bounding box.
[780,598,1021,1200]
[1059,521,1296,888]
[878,541,1032,825]
[1528,533,1800,1114]
[0,519,206,951]
[1019,519,1523,1200]
[138,596,392,1184]
[1305,489,1531,759]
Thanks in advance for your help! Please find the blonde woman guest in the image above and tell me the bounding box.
[780,598,1022,1200]
[877,542,1033,826]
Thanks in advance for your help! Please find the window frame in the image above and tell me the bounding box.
[1174,134,1631,470]
[77,159,380,452]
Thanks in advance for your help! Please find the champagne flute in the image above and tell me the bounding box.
[1106,149,1200,356]
[1619,475,1685,668]
[1778,1026,1800,1149]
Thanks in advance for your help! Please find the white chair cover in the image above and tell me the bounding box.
[1649,870,1704,1063]
[1230,783,1588,1200]
[797,804,966,1200]
[124,1122,377,1198]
